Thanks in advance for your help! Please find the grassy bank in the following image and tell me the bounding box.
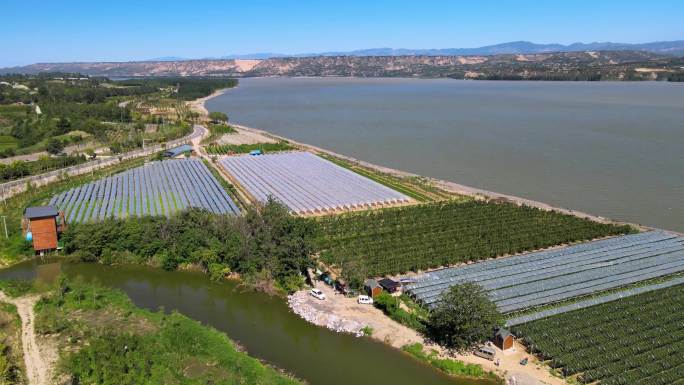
[200,123,237,145]
[34,278,301,385]
[402,343,501,382]
[0,302,23,384]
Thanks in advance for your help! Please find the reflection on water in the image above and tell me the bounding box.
[0,259,493,385]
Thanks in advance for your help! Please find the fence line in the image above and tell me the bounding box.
[0,125,204,201]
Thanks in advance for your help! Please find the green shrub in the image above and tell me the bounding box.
[402,343,490,378]
[373,292,426,333]
[0,279,34,297]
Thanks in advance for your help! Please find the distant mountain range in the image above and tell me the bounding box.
[4,50,682,81]
[145,40,684,61]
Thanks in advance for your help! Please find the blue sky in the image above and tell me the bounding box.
[2,0,683,67]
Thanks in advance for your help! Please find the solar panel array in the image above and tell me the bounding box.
[50,159,239,223]
[219,152,410,214]
[404,231,684,313]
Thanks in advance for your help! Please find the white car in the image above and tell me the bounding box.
[310,288,326,300]
[357,295,373,305]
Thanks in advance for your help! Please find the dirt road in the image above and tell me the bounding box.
[289,284,566,385]
[0,292,55,385]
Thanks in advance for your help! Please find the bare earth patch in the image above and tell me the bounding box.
[288,284,567,385]
[217,127,277,145]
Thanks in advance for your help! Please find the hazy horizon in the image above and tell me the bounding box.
[3,0,683,67]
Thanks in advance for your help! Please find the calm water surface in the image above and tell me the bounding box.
[0,260,491,385]
[207,78,684,232]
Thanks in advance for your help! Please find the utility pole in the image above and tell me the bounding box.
[1,216,8,239]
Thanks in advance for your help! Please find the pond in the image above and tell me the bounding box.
[0,259,496,385]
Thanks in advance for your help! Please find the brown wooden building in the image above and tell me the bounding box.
[364,279,383,298]
[22,206,65,253]
[494,328,514,350]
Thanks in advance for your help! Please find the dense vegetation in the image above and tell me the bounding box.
[0,74,141,157]
[201,123,236,145]
[373,293,428,333]
[208,111,228,123]
[62,200,317,293]
[116,78,238,101]
[512,284,684,385]
[402,343,496,380]
[206,141,294,155]
[316,200,634,277]
[0,154,87,182]
[0,74,237,161]
[0,155,149,264]
[427,284,503,352]
[0,302,22,384]
[35,278,301,385]
[668,72,684,82]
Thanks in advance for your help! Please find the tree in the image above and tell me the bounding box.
[208,111,228,123]
[46,138,64,155]
[427,283,503,352]
[109,143,122,154]
[72,134,84,149]
[56,117,71,135]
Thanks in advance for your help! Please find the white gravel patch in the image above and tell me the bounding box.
[287,291,366,337]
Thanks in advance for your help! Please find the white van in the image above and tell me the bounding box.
[474,346,496,361]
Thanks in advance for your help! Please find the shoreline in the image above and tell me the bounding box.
[193,88,653,385]
[195,86,657,232]
[187,87,233,116]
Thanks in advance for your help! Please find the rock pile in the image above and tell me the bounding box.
[288,291,366,337]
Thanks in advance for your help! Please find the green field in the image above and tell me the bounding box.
[0,105,31,119]
[0,135,19,151]
[206,141,294,154]
[315,201,634,277]
[35,279,301,385]
[512,284,684,385]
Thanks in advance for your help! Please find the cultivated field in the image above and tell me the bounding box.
[50,159,239,223]
[512,284,684,385]
[206,141,293,154]
[219,152,410,214]
[315,200,633,277]
[405,231,684,312]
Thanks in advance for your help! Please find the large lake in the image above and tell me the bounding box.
[207,78,684,232]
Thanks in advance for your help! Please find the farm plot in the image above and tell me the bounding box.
[316,200,633,277]
[219,151,410,214]
[50,159,239,223]
[511,284,684,385]
[405,231,684,313]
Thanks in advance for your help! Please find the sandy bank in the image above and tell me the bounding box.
[187,88,231,117]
